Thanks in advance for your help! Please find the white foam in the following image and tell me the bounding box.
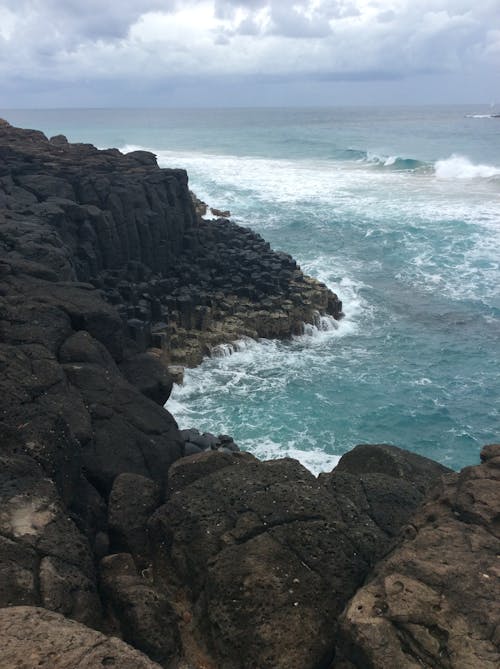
[244,437,341,476]
[119,142,413,213]
[435,154,500,180]
[465,114,497,119]
[412,378,433,386]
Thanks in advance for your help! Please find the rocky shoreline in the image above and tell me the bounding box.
[0,120,498,668]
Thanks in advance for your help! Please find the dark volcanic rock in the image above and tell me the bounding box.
[0,120,342,665]
[108,473,162,564]
[63,355,182,494]
[148,449,448,669]
[319,444,453,559]
[0,122,187,631]
[332,443,451,494]
[100,553,180,665]
[332,444,500,669]
[0,606,162,668]
[0,431,102,628]
[0,120,342,370]
[120,352,174,405]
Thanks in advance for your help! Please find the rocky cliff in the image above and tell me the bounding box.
[0,120,498,669]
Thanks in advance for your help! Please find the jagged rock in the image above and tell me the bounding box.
[332,444,500,668]
[179,429,240,458]
[0,606,162,668]
[210,207,231,218]
[167,364,184,385]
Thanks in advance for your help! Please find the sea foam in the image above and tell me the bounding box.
[435,154,500,179]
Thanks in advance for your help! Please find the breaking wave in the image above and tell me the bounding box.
[435,154,500,179]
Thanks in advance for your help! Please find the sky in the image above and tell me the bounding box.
[0,0,499,107]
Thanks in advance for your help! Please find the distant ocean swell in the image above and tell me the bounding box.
[121,143,500,180]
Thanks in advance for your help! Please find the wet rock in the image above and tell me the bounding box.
[209,207,231,218]
[167,364,184,385]
[179,429,240,457]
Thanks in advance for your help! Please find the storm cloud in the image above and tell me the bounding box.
[0,0,498,106]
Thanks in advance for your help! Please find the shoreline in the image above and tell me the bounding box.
[0,120,498,668]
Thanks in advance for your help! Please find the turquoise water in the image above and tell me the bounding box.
[3,106,499,472]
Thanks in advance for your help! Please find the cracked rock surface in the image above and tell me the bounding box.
[332,444,500,669]
[147,447,449,669]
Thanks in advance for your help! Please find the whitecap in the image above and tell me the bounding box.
[245,437,341,476]
[435,154,500,179]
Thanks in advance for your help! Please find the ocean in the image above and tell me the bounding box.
[3,106,499,473]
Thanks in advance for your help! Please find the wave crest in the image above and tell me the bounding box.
[366,153,427,171]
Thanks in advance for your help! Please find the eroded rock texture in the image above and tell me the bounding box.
[0,606,162,668]
[147,447,449,669]
[332,444,500,669]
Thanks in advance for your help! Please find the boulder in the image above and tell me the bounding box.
[319,444,452,561]
[100,553,180,665]
[332,443,451,494]
[62,360,182,494]
[149,454,374,669]
[120,352,174,405]
[0,606,162,668]
[108,473,162,564]
[0,445,102,628]
[332,444,500,668]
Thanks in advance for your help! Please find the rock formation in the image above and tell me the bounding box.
[0,606,162,668]
[332,444,500,669]
[0,120,498,668]
[0,119,342,369]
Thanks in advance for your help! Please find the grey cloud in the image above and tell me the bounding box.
[377,10,396,24]
[1,0,499,108]
[236,16,261,36]
[3,0,174,41]
[268,6,331,39]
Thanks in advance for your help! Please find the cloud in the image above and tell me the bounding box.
[0,1,499,105]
